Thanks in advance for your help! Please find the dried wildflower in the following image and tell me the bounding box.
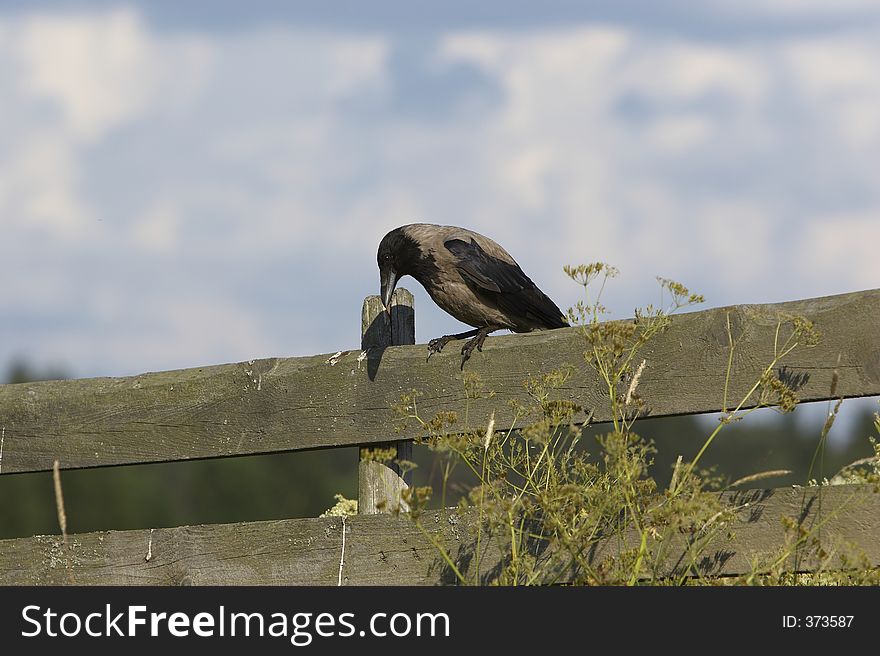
[483,412,495,452]
[401,486,432,519]
[758,369,800,413]
[359,446,397,463]
[625,359,646,406]
[320,494,358,518]
[564,262,619,287]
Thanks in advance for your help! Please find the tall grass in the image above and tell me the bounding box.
[391,264,879,585]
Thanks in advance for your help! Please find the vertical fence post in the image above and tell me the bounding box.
[358,288,414,514]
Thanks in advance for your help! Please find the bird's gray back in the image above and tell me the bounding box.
[400,224,518,267]
[398,223,567,332]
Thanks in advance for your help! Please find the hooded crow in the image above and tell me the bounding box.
[377,223,568,368]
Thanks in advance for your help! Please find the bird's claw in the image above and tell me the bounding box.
[427,336,450,362]
[459,333,487,370]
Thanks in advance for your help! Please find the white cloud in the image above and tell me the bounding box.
[797,212,880,291]
[783,35,880,146]
[0,7,213,246]
[12,8,214,141]
[434,26,880,306]
[0,8,392,373]
[0,134,89,236]
[17,8,155,142]
[620,41,769,107]
[35,296,275,375]
[691,200,776,289]
[131,200,181,254]
[644,114,714,154]
[117,297,275,373]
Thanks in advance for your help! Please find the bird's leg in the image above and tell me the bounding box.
[427,328,480,361]
[460,326,497,370]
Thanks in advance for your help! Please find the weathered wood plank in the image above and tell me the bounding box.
[359,290,414,514]
[0,289,878,474]
[1,485,877,585]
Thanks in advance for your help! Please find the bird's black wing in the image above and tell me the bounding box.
[444,238,568,329]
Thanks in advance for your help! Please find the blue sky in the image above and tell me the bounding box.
[1,1,878,433]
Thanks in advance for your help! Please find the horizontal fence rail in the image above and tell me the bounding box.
[1,485,877,585]
[0,288,878,475]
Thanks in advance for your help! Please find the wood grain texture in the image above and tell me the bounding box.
[2,485,877,585]
[358,289,414,514]
[0,288,878,475]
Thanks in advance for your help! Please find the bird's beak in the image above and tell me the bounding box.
[380,268,399,312]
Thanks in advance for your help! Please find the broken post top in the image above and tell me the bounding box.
[362,288,415,350]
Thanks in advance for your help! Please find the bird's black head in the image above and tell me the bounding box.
[377,226,421,310]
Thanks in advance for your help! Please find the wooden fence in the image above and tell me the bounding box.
[0,288,878,584]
